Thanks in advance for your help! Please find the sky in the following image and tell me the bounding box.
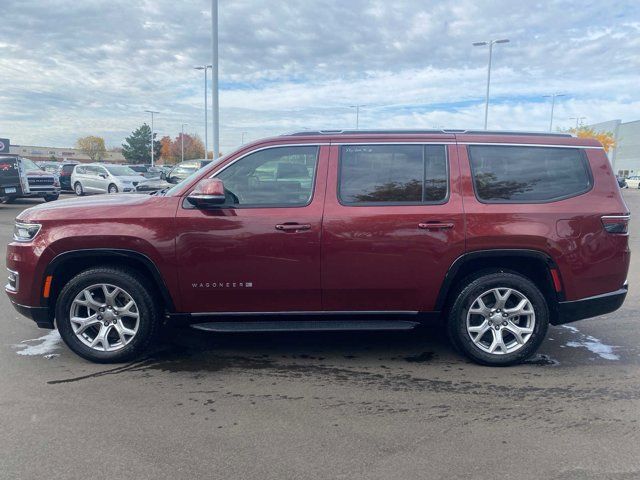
[0,0,638,152]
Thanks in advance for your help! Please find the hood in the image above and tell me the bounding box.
[26,168,54,178]
[17,193,156,222]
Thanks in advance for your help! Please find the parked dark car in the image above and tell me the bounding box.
[617,176,627,188]
[6,130,629,366]
[58,162,80,191]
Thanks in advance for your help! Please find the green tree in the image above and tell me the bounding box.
[76,135,107,162]
[121,124,161,164]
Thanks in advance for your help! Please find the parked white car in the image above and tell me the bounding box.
[71,163,145,195]
[626,175,640,189]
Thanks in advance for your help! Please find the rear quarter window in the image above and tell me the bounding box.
[468,145,592,203]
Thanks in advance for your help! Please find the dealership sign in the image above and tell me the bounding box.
[0,138,9,154]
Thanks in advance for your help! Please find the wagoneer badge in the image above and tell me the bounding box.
[192,282,253,288]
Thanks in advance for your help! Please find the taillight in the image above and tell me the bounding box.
[601,215,630,234]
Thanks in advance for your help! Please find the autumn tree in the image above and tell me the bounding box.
[167,133,206,162]
[76,135,107,162]
[569,127,616,153]
[121,124,161,164]
[160,136,175,164]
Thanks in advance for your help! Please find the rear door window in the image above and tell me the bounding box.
[468,145,592,203]
[338,144,448,205]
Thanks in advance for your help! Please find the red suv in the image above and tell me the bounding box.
[6,130,630,366]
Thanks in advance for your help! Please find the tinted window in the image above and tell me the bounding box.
[75,166,86,174]
[468,146,592,203]
[216,146,318,207]
[339,144,447,204]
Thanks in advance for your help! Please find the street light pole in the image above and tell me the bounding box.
[194,65,212,159]
[543,93,566,131]
[473,39,510,130]
[181,123,189,163]
[569,116,586,129]
[241,131,247,144]
[211,0,219,159]
[349,105,366,129]
[144,110,159,166]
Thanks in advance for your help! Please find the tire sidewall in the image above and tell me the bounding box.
[108,184,118,194]
[74,182,83,196]
[56,269,156,363]
[449,272,549,366]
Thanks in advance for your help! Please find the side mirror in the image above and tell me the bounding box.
[99,173,107,179]
[187,178,226,208]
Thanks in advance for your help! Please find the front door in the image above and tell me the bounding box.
[321,141,465,312]
[175,144,328,313]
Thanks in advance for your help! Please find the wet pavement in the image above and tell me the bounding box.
[1,192,639,479]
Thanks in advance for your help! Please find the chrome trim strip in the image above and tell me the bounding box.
[332,141,456,145]
[5,268,19,293]
[601,215,631,220]
[460,142,603,149]
[191,310,419,317]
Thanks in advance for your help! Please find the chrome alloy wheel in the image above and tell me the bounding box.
[69,284,140,352]
[466,287,535,355]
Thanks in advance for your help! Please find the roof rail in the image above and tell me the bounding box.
[284,129,573,138]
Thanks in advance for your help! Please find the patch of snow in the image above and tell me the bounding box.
[562,325,619,360]
[14,330,62,356]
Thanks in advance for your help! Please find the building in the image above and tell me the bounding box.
[8,144,126,164]
[588,120,640,177]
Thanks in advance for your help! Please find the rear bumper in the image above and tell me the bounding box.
[554,283,628,325]
[10,300,54,329]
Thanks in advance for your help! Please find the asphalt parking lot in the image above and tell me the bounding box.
[1,191,639,480]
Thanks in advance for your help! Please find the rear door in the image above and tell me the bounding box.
[321,140,465,312]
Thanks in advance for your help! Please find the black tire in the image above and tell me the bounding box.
[56,267,160,363]
[447,271,549,366]
[1,196,16,204]
[44,194,59,202]
[74,182,84,196]
[108,184,118,194]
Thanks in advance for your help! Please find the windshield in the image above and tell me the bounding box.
[21,158,41,171]
[105,165,137,176]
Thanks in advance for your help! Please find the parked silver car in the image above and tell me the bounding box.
[71,163,145,195]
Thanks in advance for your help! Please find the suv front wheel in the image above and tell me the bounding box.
[55,267,160,363]
[447,271,549,366]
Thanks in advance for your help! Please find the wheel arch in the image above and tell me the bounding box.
[435,249,562,323]
[43,249,175,314]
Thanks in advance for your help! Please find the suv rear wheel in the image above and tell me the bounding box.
[447,271,549,366]
[74,182,84,196]
[55,267,160,363]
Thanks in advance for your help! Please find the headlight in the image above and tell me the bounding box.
[14,222,41,242]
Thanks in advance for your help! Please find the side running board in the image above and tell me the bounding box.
[190,320,420,333]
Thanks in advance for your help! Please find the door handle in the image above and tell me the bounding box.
[418,222,454,230]
[275,223,311,232]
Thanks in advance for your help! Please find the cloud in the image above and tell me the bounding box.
[0,0,638,150]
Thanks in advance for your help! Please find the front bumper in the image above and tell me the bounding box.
[554,283,628,325]
[10,300,54,329]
